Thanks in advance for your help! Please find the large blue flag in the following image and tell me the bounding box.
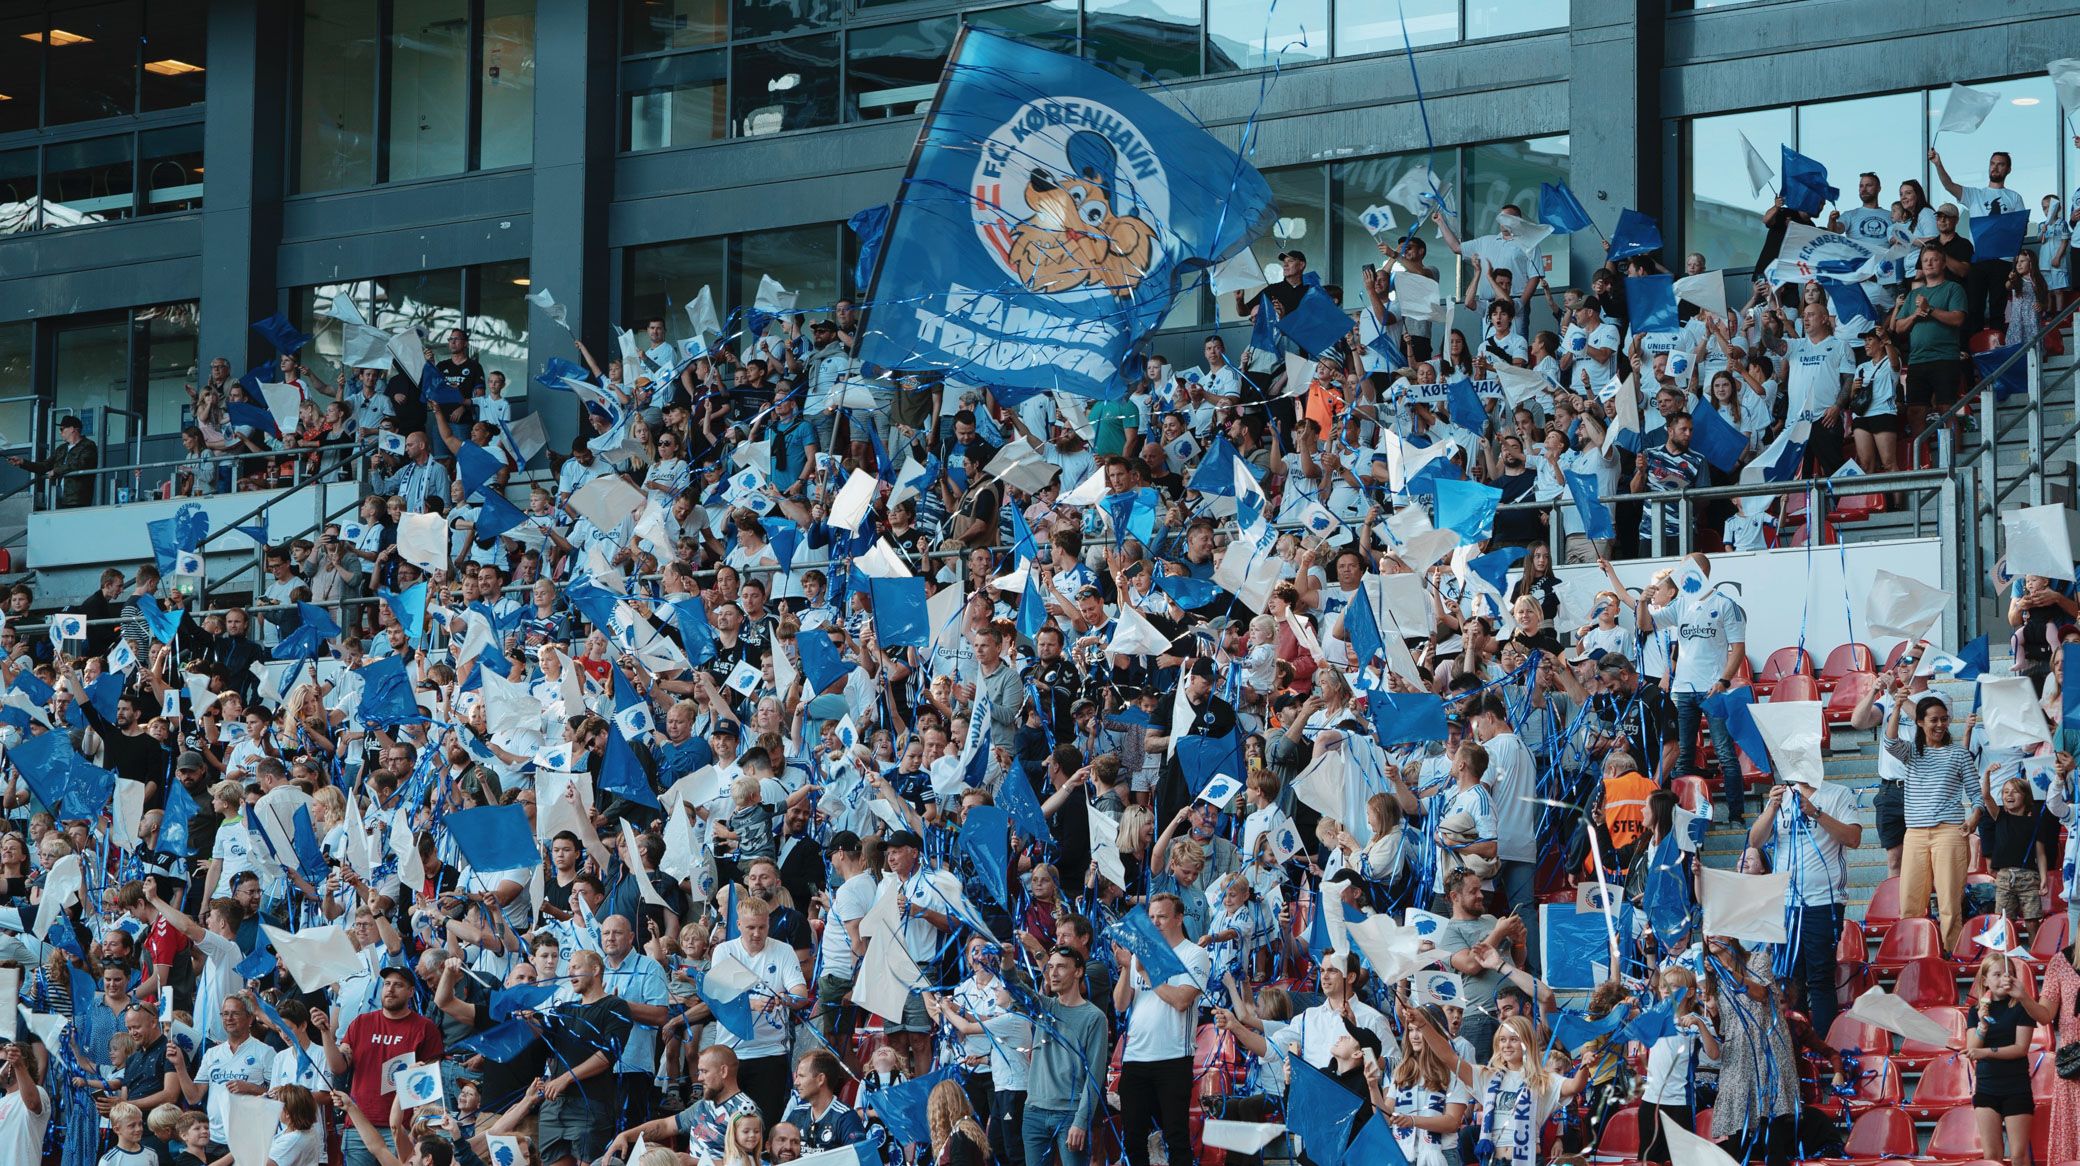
[1626,275,1677,335]
[1538,181,1594,234]
[848,203,891,294]
[1565,471,1615,541]
[1102,905,1191,985]
[1286,1056,1364,1166]
[1689,404,1749,473]
[1969,209,2030,263]
[1607,208,1663,261]
[857,28,1273,399]
[958,805,1012,905]
[1779,146,1839,217]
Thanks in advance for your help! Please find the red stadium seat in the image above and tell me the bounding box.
[1771,673,1822,703]
[1862,877,1906,935]
[1818,644,1877,691]
[2032,1050,2056,1097]
[1831,1106,1917,1163]
[1830,490,1887,523]
[1824,670,1877,725]
[1925,1105,1986,1159]
[1823,1014,1891,1059]
[1835,918,1871,1005]
[1838,1054,1902,1114]
[1871,917,1940,970]
[1692,1109,1713,1137]
[1897,1006,1965,1069]
[1753,647,1816,697]
[1905,1051,1974,1119]
[2033,912,2072,961]
[1890,957,1958,1008]
[1594,1103,1641,1164]
[1948,915,2010,963]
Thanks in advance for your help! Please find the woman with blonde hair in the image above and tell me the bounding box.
[279,682,335,759]
[926,1078,989,1166]
[1414,1010,1589,1166]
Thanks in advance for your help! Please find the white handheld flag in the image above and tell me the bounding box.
[2001,503,2077,581]
[1937,82,2000,136]
[2052,59,2080,115]
[1746,700,1825,787]
[1697,866,1792,944]
[1865,570,1948,640]
[1738,131,1774,196]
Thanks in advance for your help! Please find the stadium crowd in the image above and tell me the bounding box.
[1,103,2080,1166]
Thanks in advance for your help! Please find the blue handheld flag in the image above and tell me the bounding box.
[1607,209,1663,262]
[1538,181,1594,235]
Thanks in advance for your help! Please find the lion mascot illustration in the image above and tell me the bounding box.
[1006,130,1158,299]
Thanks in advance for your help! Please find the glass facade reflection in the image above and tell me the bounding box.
[1682,75,2080,269]
[616,0,1569,152]
[295,0,537,192]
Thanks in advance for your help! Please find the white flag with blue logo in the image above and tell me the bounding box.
[395,1060,443,1109]
[1413,969,1466,1007]
[613,702,655,741]
[50,613,85,644]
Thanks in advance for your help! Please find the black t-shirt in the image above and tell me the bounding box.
[540,995,634,1106]
[1985,808,2043,872]
[1937,234,1975,273]
[1966,998,2032,1093]
[123,1034,172,1102]
[437,357,488,404]
[1491,468,1541,545]
[1242,279,1309,318]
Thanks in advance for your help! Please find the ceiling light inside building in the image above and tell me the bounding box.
[29,29,94,45]
[2011,97,2040,106]
[511,277,531,286]
[144,59,205,76]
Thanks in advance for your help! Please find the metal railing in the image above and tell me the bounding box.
[1910,295,2080,517]
[30,444,366,510]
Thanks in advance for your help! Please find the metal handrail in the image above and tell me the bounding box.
[1911,295,2080,451]
[191,442,376,554]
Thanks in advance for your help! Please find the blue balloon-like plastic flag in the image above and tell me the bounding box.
[858,28,1273,399]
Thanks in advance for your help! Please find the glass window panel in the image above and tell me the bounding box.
[375,268,465,344]
[142,0,207,113]
[736,225,839,321]
[733,0,838,41]
[1337,0,1453,57]
[732,35,839,138]
[1466,0,1567,40]
[1335,153,1453,309]
[1464,135,1570,295]
[141,124,204,216]
[847,18,954,123]
[44,2,140,125]
[480,0,535,169]
[624,51,728,150]
[623,0,725,53]
[45,135,135,228]
[299,0,378,192]
[627,238,728,332]
[473,262,531,403]
[1928,76,2057,242]
[1206,0,1328,75]
[140,301,199,436]
[0,322,30,449]
[52,320,130,457]
[1084,0,1200,83]
[0,15,38,136]
[1790,92,1921,255]
[1684,106,1793,273]
[965,1,1078,53]
[1213,164,1324,327]
[0,148,39,235]
[388,0,470,182]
